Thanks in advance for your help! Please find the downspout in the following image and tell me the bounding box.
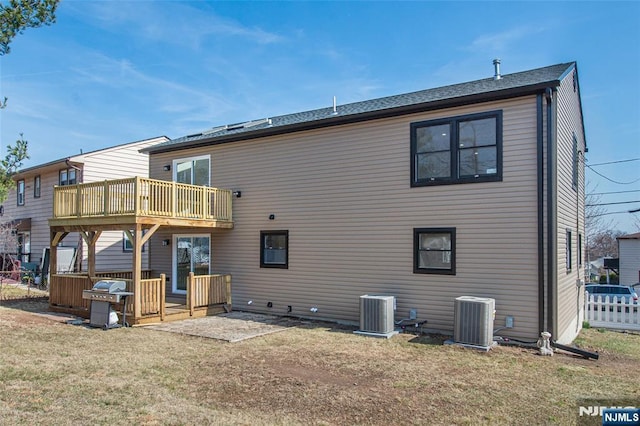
[536,94,545,334]
[545,87,557,338]
[576,148,583,333]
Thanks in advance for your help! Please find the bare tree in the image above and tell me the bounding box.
[586,230,626,260]
[585,184,615,238]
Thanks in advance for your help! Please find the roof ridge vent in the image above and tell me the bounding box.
[493,58,502,80]
[202,125,227,135]
[244,117,270,128]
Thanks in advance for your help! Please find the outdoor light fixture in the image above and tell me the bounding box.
[162,239,170,246]
[163,164,171,171]
[232,190,242,198]
[269,214,275,220]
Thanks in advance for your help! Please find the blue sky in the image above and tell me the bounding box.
[1,1,638,232]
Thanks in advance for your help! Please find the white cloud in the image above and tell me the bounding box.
[468,25,546,52]
[71,1,285,50]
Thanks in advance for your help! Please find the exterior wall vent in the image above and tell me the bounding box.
[358,295,395,335]
[453,296,495,348]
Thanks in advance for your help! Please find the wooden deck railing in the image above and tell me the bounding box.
[49,272,229,322]
[93,270,153,280]
[53,177,233,222]
[49,274,93,311]
[187,272,232,316]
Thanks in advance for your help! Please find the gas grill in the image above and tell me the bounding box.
[82,280,133,329]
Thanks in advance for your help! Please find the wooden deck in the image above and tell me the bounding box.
[46,177,234,324]
[49,176,234,230]
[49,272,232,325]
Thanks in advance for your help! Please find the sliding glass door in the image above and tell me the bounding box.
[173,235,210,294]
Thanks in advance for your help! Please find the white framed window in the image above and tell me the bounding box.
[122,231,146,252]
[17,180,25,206]
[173,155,210,186]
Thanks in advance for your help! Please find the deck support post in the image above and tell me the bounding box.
[188,271,195,316]
[80,230,101,278]
[132,224,143,319]
[160,273,166,321]
[225,275,232,307]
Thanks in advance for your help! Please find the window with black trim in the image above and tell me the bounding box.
[566,229,573,272]
[34,175,41,198]
[260,230,288,269]
[578,233,583,267]
[414,228,456,274]
[59,168,77,186]
[17,180,25,206]
[572,133,578,190]
[411,111,502,186]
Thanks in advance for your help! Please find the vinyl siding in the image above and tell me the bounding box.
[554,68,586,343]
[0,137,167,273]
[619,239,640,285]
[150,97,542,340]
[1,171,62,267]
[77,138,165,271]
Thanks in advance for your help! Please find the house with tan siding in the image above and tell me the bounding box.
[0,136,168,275]
[133,61,586,344]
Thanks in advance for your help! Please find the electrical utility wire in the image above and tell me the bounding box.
[588,189,640,196]
[586,158,640,167]
[585,200,640,206]
[586,210,638,218]
[585,164,640,185]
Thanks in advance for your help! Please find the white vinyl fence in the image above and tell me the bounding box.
[584,293,640,331]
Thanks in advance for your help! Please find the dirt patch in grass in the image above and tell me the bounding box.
[1,304,639,425]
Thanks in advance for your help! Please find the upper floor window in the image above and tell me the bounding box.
[414,228,456,275]
[572,133,578,191]
[260,230,288,269]
[411,111,502,187]
[34,175,41,198]
[59,168,77,186]
[173,155,210,186]
[17,180,25,206]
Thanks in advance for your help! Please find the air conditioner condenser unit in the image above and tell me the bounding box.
[354,294,398,338]
[453,296,496,349]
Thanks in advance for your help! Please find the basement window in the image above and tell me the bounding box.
[260,230,288,269]
[414,228,456,275]
[411,111,502,186]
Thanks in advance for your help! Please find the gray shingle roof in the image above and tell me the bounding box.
[146,62,575,153]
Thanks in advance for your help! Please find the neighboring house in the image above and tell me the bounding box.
[140,61,586,344]
[0,136,168,274]
[587,257,607,282]
[618,233,640,285]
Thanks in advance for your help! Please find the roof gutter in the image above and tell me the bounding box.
[145,81,562,154]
